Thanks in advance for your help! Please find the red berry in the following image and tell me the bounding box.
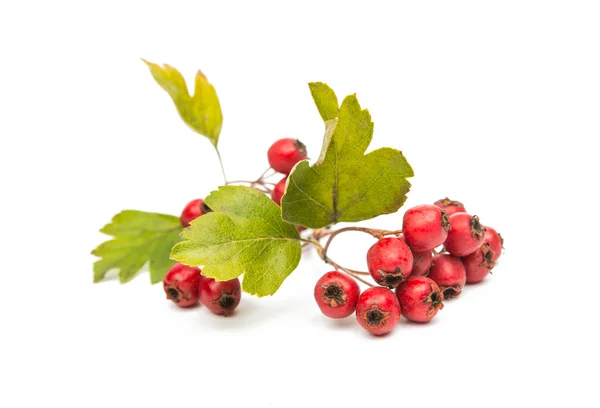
[434,197,466,216]
[180,198,212,227]
[356,287,401,336]
[267,138,307,175]
[483,226,503,262]
[403,205,450,252]
[462,244,495,283]
[199,277,241,316]
[163,263,203,307]
[395,276,444,322]
[314,271,360,319]
[366,237,413,288]
[411,250,433,276]
[271,177,287,205]
[444,213,486,256]
[398,234,432,276]
[427,254,467,298]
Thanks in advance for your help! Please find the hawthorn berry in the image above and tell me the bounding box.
[402,205,450,252]
[163,263,203,307]
[271,177,287,205]
[434,197,466,216]
[267,138,307,175]
[199,277,242,316]
[398,234,432,276]
[462,243,495,283]
[427,254,466,299]
[483,226,503,262]
[444,213,486,256]
[395,276,444,322]
[366,237,413,288]
[356,287,401,336]
[180,198,212,227]
[314,271,360,319]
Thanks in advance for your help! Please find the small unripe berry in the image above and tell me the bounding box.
[314,271,360,319]
[444,213,486,256]
[483,226,503,262]
[403,205,450,252]
[199,277,242,316]
[267,138,307,175]
[396,276,444,322]
[271,177,287,205]
[462,243,495,283]
[356,287,401,336]
[427,254,467,298]
[366,237,413,288]
[434,197,466,216]
[163,263,203,307]
[180,198,212,227]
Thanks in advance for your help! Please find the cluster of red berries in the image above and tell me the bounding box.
[164,138,308,313]
[163,263,241,315]
[314,198,503,336]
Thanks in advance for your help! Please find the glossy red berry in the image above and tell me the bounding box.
[267,138,307,175]
[483,226,503,262]
[403,205,450,252]
[396,276,444,322]
[411,250,433,276]
[434,197,466,216]
[366,237,413,288]
[163,263,203,307]
[444,213,486,256]
[427,254,467,298]
[462,244,495,283]
[314,271,360,319]
[356,287,401,336]
[271,177,287,205]
[398,234,432,276]
[180,198,212,227]
[199,277,241,316]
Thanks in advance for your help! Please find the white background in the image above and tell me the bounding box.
[1,1,599,407]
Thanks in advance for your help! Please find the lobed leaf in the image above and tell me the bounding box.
[281,84,414,228]
[171,186,302,297]
[143,59,223,145]
[92,211,183,284]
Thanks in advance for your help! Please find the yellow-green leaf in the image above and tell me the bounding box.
[171,186,302,297]
[143,59,223,145]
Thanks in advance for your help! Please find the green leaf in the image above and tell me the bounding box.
[92,211,183,284]
[309,82,339,121]
[281,84,414,228]
[171,186,302,297]
[143,59,223,146]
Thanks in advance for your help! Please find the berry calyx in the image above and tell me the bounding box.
[314,271,360,319]
[163,263,203,307]
[271,177,287,205]
[462,244,495,283]
[434,197,466,216]
[444,213,486,256]
[483,226,503,262]
[180,198,212,227]
[366,237,413,288]
[355,287,401,336]
[395,276,444,322]
[403,204,451,252]
[267,138,308,175]
[427,254,467,298]
[199,277,241,316]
